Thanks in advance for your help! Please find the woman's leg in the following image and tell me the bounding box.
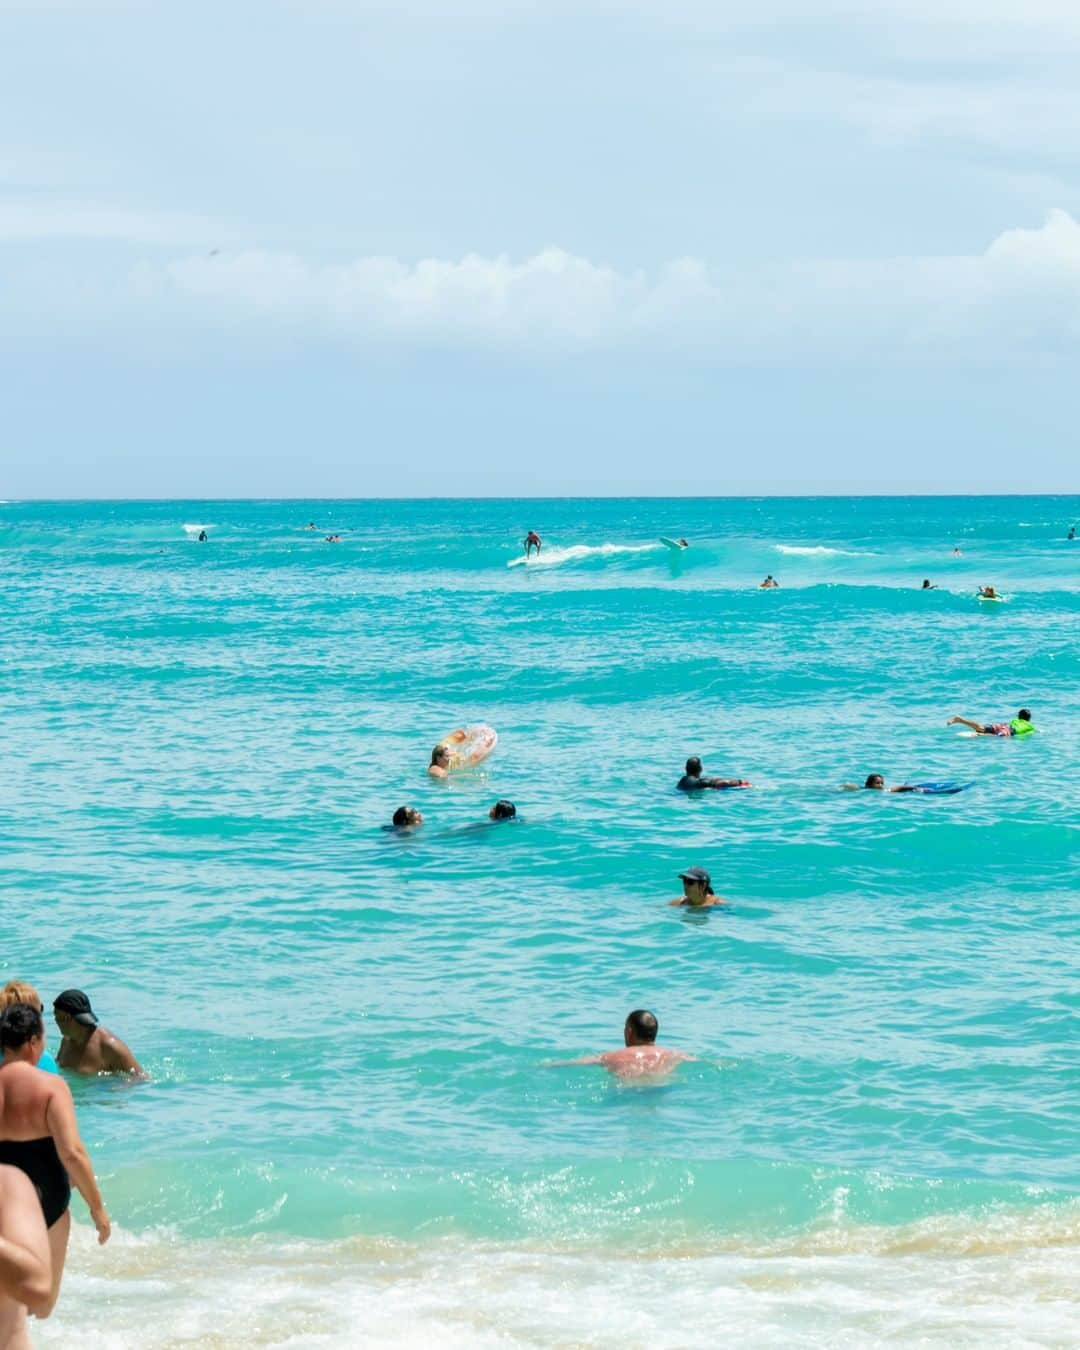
[38,1209,70,1318]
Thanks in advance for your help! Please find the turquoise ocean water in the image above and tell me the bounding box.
[2,496,1078,1346]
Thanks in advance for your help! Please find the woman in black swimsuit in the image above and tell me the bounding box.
[0,1004,111,1316]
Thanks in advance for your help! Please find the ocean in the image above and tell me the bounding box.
[2,496,1077,1347]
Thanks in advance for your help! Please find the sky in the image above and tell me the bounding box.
[2,0,1080,496]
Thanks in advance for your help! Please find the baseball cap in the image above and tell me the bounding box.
[678,866,711,887]
[53,989,98,1027]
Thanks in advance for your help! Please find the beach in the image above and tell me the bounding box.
[3,495,1078,1346]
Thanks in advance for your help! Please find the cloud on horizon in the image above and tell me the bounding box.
[113,209,1080,359]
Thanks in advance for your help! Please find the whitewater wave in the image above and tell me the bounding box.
[182,523,212,537]
[774,544,864,557]
[38,1201,1080,1348]
[507,543,659,568]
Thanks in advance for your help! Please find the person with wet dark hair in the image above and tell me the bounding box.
[947,709,1035,737]
[0,1003,111,1316]
[391,806,423,828]
[549,1010,694,1079]
[489,800,516,821]
[842,774,919,793]
[677,757,749,792]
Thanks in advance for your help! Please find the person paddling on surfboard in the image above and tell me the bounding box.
[977,585,999,599]
[843,774,920,793]
[677,757,750,792]
[523,531,542,558]
[947,709,1034,738]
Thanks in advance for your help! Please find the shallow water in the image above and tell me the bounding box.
[2,497,1078,1345]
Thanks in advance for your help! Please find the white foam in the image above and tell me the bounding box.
[36,1211,1080,1348]
[774,544,862,557]
[507,543,658,568]
[181,523,212,537]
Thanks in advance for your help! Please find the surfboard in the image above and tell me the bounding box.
[660,537,686,551]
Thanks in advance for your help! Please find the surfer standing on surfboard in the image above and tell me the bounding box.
[523,531,542,558]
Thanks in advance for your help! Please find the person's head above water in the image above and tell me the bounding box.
[1017,708,1032,722]
[392,806,422,827]
[624,1009,658,1046]
[53,989,98,1030]
[0,1003,44,1057]
[922,579,932,588]
[430,745,451,767]
[864,773,886,790]
[684,756,703,777]
[678,865,714,899]
[489,800,516,820]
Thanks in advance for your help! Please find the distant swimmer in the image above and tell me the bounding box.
[489,800,517,821]
[921,579,937,589]
[306,522,318,530]
[428,744,452,778]
[1069,526,1076,540]
[523,531,542,558]
[670,866,727,908]
[759,575,779,589]
[947,708,1034,738]
[977,585,999,599]
[676,757,749,792]
[0,985,58,1075]
[391,806,423,829]
[0,1004,112,1317]
[952,547,962,556]
[52,990,144,1077]
[551,1010,693,1080]
[324,534,342,543]
[843,774,922,793]
[197,530,207,542]
[0,1162,51,1343]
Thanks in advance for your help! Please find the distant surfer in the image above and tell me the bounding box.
[523,531,542,558]
[951,547,962,557]
[428,745,452,778]
[1069,526,1076,540]
[977,585,999,599]
[759,575,779,589]
[947,709,1034,737]
[921,579,937,589]
[676,757,749,792]
[670,866,726,908]
[197,530,207,543]
[549,1010,693,1080]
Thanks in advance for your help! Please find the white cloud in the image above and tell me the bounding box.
[121,210,1080,357]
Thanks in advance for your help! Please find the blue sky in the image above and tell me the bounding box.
[2,0,1079,496]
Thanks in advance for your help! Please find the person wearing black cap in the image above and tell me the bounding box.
[670,866,727,908]
[53,991,144,1078]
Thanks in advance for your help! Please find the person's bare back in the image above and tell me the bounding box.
[552,1010,694,1081]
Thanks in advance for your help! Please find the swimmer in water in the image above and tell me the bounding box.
[550,1010,693,1080]
[759,575,779,589]
[523,531,542,558]
[977,585,999,598]
[1069,526,1076,540]
[52,990,143,1077]
[324,534,342,543]
[391,806,422,829]
[947,708,1034,737]
[921,579,937,589]
[428,744,452,778]
[489,800,516,821]
[197,530,207,542]
[843,774,921,793]
[0,1004,112,1317]
[952,547,962,556]
[676,757,749,792]
[670,866,727,908]
[0,1163,52,1346]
